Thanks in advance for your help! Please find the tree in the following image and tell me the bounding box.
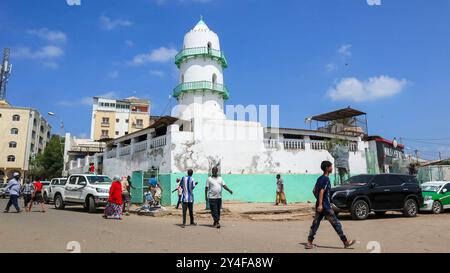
[28,135,64,180]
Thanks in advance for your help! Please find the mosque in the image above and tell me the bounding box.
[66,19,370,205]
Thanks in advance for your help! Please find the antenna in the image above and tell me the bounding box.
[0,48,12,101]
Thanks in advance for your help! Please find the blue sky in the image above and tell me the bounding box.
[1,0,449,159]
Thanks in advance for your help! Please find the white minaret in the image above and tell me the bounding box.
[173,18,229,121]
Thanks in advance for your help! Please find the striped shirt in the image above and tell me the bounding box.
[22,183,35,195]
[180,176,196,203]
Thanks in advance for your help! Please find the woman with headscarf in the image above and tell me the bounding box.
[103,175,123,220]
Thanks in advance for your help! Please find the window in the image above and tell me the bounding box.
[115,131,119,136]
[77,176,87,185]
[12,115,20,121]
[443,183,450,192]
[212,73,217,85]
[207,42,212,50]
[101,130,109,138]
[125,132,129,135]
[7,155,15,162]
[135,119,144,128]
[9,141,17,148]
[69,176,77,185]
[10,128,19,135]
[116,119,120,123]
[125,119,129,123]
[373,175,389,187]
[102,117,110,125]
[387,175,405,186]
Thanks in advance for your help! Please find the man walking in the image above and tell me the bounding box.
[275,174,287,206]
[3,172,22,213]
[22,179,34,209]
[121,176,134,216]
[205,167,233,229]
[172,178,182,209]
[179,169,198,228]
[306,161,355,249]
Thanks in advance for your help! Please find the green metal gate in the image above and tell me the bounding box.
[130,169,159,204]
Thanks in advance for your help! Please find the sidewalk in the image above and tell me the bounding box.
[132,201,315,221]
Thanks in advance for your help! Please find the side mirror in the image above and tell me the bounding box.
[442,188,448,194]
[370,183,377,189]
[79,181,87,187]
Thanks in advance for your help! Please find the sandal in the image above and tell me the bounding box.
[344,240,356,249]
[305,243,316,249]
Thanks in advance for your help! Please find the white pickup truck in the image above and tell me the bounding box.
[53,174,113,213]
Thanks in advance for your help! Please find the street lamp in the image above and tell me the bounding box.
[47,111,66,160]
[48,112,65,133]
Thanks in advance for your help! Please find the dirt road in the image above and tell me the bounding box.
[0,199,449,253]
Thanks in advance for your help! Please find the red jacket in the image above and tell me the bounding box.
[108,181,123,205]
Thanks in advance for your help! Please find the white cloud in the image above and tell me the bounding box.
[325,62,337,72]
[130,47,177,65]
[108,71,119,79]
[125,40,134,47]
[57,91,119,106]
[27,28,67,43]
[325,44,352,72]
[338,44,352,57]
[99,16,133,30]
[42,62,59,69]
[12,45,64,59]
[149,70,165,77]
[327,76,408,102]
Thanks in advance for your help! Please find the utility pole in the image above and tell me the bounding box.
[0,48,12,101]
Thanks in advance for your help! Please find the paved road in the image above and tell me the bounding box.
[0,199,449,253]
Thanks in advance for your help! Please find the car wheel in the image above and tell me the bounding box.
[432,201,442,214]
[87,196,96,213]
[54,195,65,210]
[403,199,418,217]
[375,211,386,216]
[351,200,370,220]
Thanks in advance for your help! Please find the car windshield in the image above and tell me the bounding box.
[343,175,374,185]
[87,176,112,184]
[421,185,441,192]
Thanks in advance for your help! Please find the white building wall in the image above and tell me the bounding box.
[179,59,224,84]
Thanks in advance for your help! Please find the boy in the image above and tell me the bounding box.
[305,161,355,249]
[179,169,198,227]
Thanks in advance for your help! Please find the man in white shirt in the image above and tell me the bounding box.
[205,167,233,229]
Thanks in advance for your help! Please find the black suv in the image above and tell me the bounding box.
[330,174,423,220]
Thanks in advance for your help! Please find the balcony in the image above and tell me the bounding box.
[173,81,230,100]
[175,47,228,68]
[101,122,110,127]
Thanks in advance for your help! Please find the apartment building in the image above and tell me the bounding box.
[0,100,52,183]
[90,96,150,141]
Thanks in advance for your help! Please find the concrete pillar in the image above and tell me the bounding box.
[304,136,311,151]
[116,143,123,159]
[130,138,137,156]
